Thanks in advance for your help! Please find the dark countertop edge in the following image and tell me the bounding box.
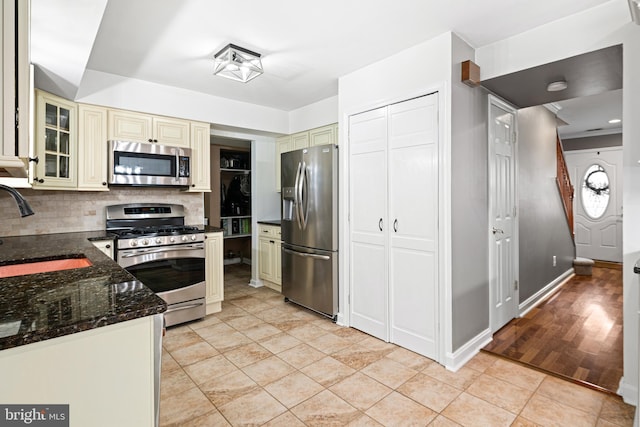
[203,225,224,233]
[2,305,166,350]
[257,220,281,226]
[0,230,167,351]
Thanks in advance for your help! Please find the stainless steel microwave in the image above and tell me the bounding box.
[108,140,191,187]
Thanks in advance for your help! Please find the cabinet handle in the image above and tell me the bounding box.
[270,240,274,244]
[379,218,383,231]
[34,178,44,184]
[393,219,398,232]
[29,156,39,164]
[105,244,111,249]
[148,138,153,143]
[102,182,107,186]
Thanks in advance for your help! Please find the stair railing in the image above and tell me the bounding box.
[556,134,574,238]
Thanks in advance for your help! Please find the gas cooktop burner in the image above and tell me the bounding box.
[112,225,202,238]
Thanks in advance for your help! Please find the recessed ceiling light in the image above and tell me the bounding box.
[546,80,568,92]
[608,118,622,124]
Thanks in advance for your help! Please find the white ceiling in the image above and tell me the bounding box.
[31,0,625,140]
[31,0,616,113]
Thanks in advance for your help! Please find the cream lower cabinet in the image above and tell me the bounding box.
[349,94,439,360]
[0,316,160,427]
[91,238,114,259]
[258,224,282,292]
[205,232,224,314]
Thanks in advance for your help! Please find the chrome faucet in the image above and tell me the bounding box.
[0,184,34,217]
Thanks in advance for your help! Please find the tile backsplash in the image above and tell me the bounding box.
[0,188,204,237]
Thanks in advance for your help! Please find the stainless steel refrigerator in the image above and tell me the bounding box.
[281,145,338,319]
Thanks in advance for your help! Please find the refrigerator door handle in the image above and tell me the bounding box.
[283,247,331,260]
[300,161,309,230]
[294,161,303,230]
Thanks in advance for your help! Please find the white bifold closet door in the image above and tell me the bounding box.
[349,93,439,359]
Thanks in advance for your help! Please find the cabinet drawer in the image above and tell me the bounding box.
[258,225,281,239]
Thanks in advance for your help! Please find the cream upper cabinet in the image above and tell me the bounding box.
[78,104,109,191]
[107,109,190,148]
[1,0,30,165]
[188,121,211,192]
[275,135,291,192]
[309,124,336,147]
[291,131,309,150]
[275,124,337,192]
[205,232,224,314]
[33,90,77,190]
[152,116,190,148]
[107,109,152,143]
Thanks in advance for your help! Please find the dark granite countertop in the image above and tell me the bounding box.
[257,219,281,226]
[203,225,224,233]
[0,231,167,351]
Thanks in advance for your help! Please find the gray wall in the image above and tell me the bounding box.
[563,133,622,151]
[518,106,575,302]
[450,34,490,351]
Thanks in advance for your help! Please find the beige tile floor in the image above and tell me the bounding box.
[159,264,636,426]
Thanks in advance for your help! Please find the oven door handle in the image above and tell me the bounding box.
[119,244,204,258]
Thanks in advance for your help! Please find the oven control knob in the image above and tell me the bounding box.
[181,235,188,242]
[169,236,176,243]
[141,239,149,246]
[191,235,197,241]
[155,238,162,244]
[130,240,138,247]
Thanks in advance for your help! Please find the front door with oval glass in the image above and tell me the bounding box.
[565,148,622,263]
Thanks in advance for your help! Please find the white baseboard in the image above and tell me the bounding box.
[618,375,639,406]
[249,279,264,288]
[518,268,574,317]
[444,328,493,372]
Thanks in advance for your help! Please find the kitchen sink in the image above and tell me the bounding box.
[0,256,92,278]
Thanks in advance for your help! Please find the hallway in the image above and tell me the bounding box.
[483,266,623,394]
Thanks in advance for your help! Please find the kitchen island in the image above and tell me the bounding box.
[0,231,166,427]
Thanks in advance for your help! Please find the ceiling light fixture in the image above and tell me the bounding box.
[608,118,622,124]
[213,44,263,83]
[546,80,568,92]
[629,0,640,24]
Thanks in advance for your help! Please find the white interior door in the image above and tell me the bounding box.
[565,148,622,263]
[488,96,518,333]
[349,107,388,341]
[388,94,438,358]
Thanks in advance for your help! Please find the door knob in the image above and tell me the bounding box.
[492,227,504,235]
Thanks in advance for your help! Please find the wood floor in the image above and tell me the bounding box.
[483,267,623,394]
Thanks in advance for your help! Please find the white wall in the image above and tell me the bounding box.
[476,0,640,407]
[288,96,338,134]
[338,32,453,362]
[75,70,289,135]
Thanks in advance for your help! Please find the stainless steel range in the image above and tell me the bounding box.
[106,203,205,327]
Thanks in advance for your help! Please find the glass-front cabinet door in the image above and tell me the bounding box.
[34,90,77,189]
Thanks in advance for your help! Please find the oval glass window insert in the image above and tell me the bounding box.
[581,164,610,219]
